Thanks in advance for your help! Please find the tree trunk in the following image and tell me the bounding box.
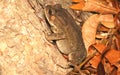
[0,0,71,75]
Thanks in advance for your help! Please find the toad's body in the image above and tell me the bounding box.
[45,4,87,65]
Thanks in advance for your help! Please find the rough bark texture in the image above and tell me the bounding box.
[0,0,72,75]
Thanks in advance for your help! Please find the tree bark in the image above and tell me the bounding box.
[0,0,71,75]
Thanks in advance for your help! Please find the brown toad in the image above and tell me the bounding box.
[44,4,87,65]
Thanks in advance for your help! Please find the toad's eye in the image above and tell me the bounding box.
[48,9,52,15]
[48,9,55,15]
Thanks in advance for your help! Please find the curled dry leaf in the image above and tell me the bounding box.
[98,14,115,28]
[70,0,118,14]
[83,0,118,14]
[82,14,99,50]
[101,22,114,28]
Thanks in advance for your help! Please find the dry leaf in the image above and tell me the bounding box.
[105,49,120,64]
[88,44,106,68]
[83,0,118,14]
[101,22,115,28]
[89,53,101,68]
[70,1,85,10]
[92,44,120,65]
[70,0,118,14]
[98,14,115,28]
[71,0,84,2]
[88,43,120,70]
[82,14,99,50]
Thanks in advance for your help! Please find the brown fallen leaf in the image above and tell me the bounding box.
[70,0,85,10]
[90,43,120,65]
[88,44,106,68]
[94,44,120,64]
[105,49,120,64]
[82,14,99,50]
[89,53,101,68]
[70,0,118,14]
[83,0,118,14]
[98,14,115,28]
[71,0,84,2]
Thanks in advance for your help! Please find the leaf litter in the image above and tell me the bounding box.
[67,0,120,75]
